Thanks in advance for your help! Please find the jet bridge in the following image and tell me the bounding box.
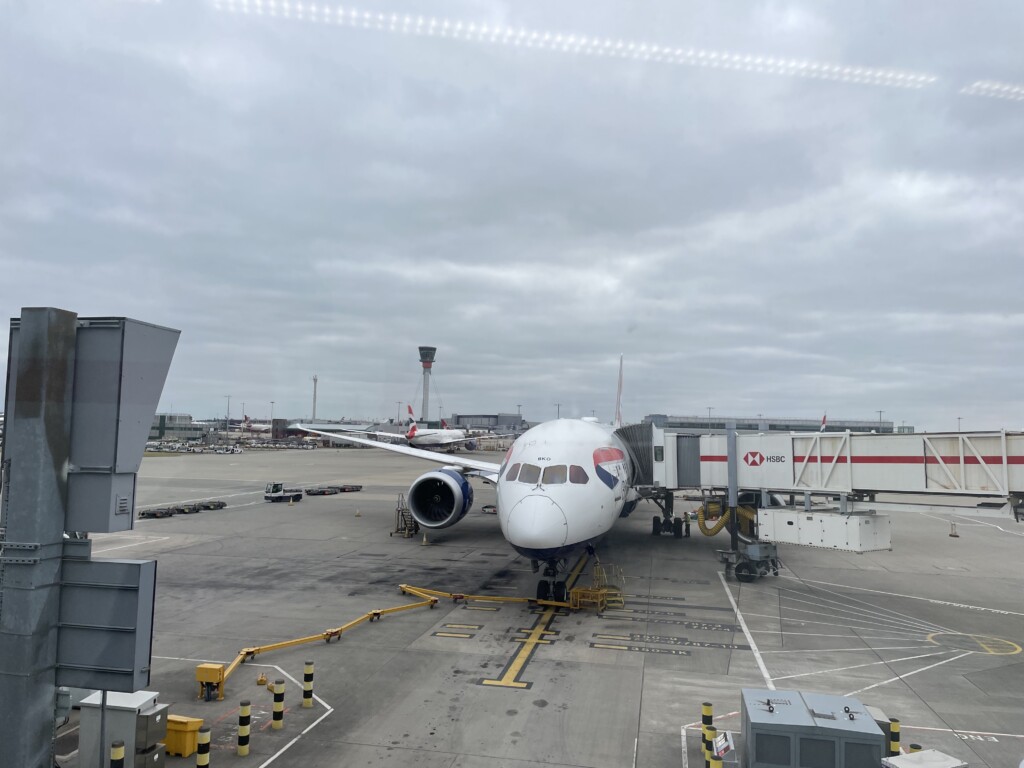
[649,428,1024,507]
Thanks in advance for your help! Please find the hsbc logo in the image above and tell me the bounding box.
[744,451,785,466]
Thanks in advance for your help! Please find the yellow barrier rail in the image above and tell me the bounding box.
[194,583,581,700]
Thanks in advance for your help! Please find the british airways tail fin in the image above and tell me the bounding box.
[406,404,419,439]
[613,354,624,429]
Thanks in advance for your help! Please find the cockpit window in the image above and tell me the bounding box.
[505,463,521,481]
[541,465,567,485]
[518,463,541,484]
[569,465,589,484]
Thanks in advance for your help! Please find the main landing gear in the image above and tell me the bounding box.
[531,558,569,603]
[649,490,689,539]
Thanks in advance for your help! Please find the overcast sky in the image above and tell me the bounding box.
[3,1,1023,430]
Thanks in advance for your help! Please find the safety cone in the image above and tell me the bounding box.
[949,522,959,538]
[355,509,361,517]
[288,497,293,507]
[421,531,429,546]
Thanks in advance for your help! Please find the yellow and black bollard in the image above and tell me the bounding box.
[909,743,922,753]
[889,718,901,756]
[197,726,211,766]
[303,661,314,708]
[110,739,125,768]
[701,702,714,767]
[237,699,251,757]
[272,679,285,730]
[706,725,718,768]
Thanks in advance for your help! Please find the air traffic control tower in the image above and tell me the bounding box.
[418,346,436,423]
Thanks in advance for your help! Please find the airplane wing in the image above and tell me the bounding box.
[299,425,501,479]
[308,424,409,443]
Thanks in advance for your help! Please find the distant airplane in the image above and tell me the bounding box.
[303,405,486,451]
[303,356,646,600]
[242,416,271,434]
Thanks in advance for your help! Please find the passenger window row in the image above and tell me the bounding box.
[505,463,589,484]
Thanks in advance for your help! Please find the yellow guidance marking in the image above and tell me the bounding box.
[478,555,589,690]
[444,624,483,630]
[592,643,630,651]
[464,606,500,612]
[434,632,474,639]
[593,634,631,641]
[927,632,1021,655]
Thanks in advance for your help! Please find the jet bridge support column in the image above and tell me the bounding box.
[727,422,739,553]
[0,307,78,768]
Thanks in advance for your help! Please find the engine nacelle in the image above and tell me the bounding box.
[408,468,474,529]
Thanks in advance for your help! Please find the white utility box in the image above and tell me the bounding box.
[757,508,891,553]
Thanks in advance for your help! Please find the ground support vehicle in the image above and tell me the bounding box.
[305,484,363,495]
[264,483,304,503]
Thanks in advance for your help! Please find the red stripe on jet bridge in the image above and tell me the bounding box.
[793,455,1024,465]
[702,455,1024,465]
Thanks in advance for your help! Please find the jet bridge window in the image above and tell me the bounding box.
[505,463,521,481]
[518,464,541,485]
[569,465,589,484]
[542,465,567,484]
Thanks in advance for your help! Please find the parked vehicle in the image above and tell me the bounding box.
[264,482,303,503]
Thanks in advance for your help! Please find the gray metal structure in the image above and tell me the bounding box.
[741,688,885,768]
[0,308,178,768]
[418,345,436,422]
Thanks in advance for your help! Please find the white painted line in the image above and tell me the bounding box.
[680,726,688,768]
[779,576,1024,618]
[139,490,261,508]
[903,724,1024,740]
[717,572,774,690]
[740,612,926,636]
[767,604,935,635]
[93,537,170,553]
[772,650,957,681]
[774,579,956,634]
[955,515,1024,537]
[844,651,974,696]
[747,630,924,641]
[761,645,938,654]
[770,588,949,634]
[151,653,335,762]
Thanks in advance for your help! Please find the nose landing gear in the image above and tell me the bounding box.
[535,559,569,603]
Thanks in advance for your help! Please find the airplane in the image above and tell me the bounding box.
[302,357,648,601]
[302,405,490,451]
[242,416,272,434]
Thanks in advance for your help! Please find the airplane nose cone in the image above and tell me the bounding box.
[505,495,568,550]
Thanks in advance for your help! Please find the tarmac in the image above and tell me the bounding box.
[61,447,1024,767]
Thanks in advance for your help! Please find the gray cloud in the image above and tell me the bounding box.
[2,0,1023,431]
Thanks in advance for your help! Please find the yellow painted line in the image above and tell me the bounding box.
[592,643,630,651]
[445,624,483,630]
[434,632,473,639]
[464,606,499,612]
[927,632,1022,655]
[478,555,589,689]
[594,634,631,641]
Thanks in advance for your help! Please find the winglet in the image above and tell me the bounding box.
[613,354,624,428]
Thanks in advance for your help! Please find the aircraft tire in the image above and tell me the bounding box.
[552,581,567,603]
[652,515,662,535]
[536,581,551,601]
[673,517,683,538]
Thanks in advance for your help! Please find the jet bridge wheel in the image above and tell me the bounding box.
[734,561,756,583]
[652,515,662,535]
[672,517,683,538]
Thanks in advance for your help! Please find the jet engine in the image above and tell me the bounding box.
[408,468,474,529]
[464,439,478,451]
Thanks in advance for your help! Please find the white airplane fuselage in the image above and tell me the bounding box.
[408,427,473,449]
[495,419,632,560]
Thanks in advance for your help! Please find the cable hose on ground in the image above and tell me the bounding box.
[696,502,757,536]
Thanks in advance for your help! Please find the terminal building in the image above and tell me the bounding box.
[148,413,213,442]
[645,414,914,435]
[447,413,525,430]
